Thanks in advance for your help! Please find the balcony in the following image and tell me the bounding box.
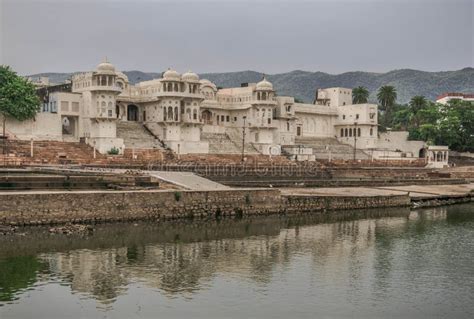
[89,84,123,93]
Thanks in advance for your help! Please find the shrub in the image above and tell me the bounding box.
[107,147,120,155]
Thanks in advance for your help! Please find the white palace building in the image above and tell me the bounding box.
[2,60,448,166]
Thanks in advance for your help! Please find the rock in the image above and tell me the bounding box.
[49,223,94,235]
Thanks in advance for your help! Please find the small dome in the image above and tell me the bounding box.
[182,70,199,82]
[256,76,273,90]
[96,59,116,74]
[116,71,129,82]
[163,68,180,81]
[199,79,217,90]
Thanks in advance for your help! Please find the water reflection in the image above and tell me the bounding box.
[1,204,473,318]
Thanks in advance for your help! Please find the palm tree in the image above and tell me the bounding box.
[352,86,369,104]
[377,85,397,128]
[377,85,397,110]
[409,95,426,115]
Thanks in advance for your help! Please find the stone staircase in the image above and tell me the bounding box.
[225,128,260,154]
[117,121,164,149]
[201,132,259,155]
[294,137,370,160]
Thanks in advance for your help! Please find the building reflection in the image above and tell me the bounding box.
[32,208,412,303]
[2,204,471,308]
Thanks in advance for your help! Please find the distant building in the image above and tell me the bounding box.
[436,93,474,105]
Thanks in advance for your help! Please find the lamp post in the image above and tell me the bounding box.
[241,116,247,162]
[353,122,358,161]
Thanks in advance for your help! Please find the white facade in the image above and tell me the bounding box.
[436,93,474,105]
[425,145,449,168]
[1,60,442,159]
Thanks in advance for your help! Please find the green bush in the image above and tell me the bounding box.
[107,147,120,155]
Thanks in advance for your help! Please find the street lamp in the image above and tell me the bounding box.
[241,116,247,162]
[353,122,358,161]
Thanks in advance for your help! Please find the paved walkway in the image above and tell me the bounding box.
[280,187,407,197]
[376,184,474,199]
[149,171,230,191]
[281,184,474,200]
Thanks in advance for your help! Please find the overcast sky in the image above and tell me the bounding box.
[1,0,473,75]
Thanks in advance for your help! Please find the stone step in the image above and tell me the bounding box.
[201,132,259,155]
[294,137,370,160]
[117,121,164,149]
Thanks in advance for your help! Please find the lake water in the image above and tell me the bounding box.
[0,204,473,319]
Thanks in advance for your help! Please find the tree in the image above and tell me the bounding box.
[391,107,412,130]
[409,96,427,128]
[377,85,397,109]
[0,65,40,152]
[409,96,427,114]
[441,100,474,152]
[377,85,397,128]
[352,86,369,104]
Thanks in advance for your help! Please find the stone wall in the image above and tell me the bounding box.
[0,189,282,226]
[0,188,413,226]
[283,194,410,212]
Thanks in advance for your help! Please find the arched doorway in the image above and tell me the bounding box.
[419,148,426,158]
[127,104,138,121]
[202,110,212,124]
[62,116,78,137]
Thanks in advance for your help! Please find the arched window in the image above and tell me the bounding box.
[349,128,352,137]
[168,106,173,120]
[186,108,191,120]
[340,128,344,137]
[108,102,113,117]
[163,107,167,121]
[174,107,179,121]
[287,122,290,131]
[358,128,361,137]
[101,101,106,114]
[193,109,197,120]
[370,128,373,136]
[345,128,348,137]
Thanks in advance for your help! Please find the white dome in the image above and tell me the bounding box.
[96,60,116,75]
[199,79,217,89]
[116,71,129,82]
[182,70,199,82]
[256,76,273,90]
[163,68,180,81]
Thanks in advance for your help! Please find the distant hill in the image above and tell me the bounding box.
[28,67,474,104]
